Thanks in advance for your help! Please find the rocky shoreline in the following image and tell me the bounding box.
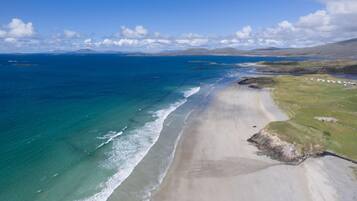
[240,76,357,165]
[238,77,312,164]
[237,77,276,89]
[247,129,308,164]
[248,128,357,165]
[153,80,357,201]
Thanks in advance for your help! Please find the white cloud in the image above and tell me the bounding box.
[297,10,333,32]
[157,39,171,44]
[7,18,34,37]
[84,38,92,44]
[101,38,139,46]
[117,38,139,46]
[4,37,17,43]
[182,33,202,38]
[259,38,283,46]
[102,38,114,45]
[2,1,357,52]
[0,18,36,50]
[64,30,80,38]
[278,20,296,31]
[0,18,35,46]
[72,1,357,51]
[96,37,173,48]
[94,29,208,49]
[220,0,357,48]
[120,25,148,38]
[0,30,6,38]
[236,26,252,39]
[176,38,208,46]
[323,0,357,14]
[172,33,209,47]
[142,38,172,46]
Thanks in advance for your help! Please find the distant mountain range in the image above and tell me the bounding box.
[252,38,357,58]
[50,49,120,54]
[156,38,357,59]
[52,49,150,56]
[55,38,357,59]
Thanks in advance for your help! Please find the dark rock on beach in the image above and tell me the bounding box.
[247,129,307,164]
[238,77,275,89]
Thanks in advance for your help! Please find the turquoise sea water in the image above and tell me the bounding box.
[0,54,284,201]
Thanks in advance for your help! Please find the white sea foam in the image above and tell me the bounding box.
[81,87,200,201]
[183,86,200,98]
[238,62,264,67]
[96,127,127,149]
[141,108,196,201]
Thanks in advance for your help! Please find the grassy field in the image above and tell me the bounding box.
[265,75,357,160]
[257,60,357,74]
[260,60,357,68]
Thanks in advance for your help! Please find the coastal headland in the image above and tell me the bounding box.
[152,82,357,201]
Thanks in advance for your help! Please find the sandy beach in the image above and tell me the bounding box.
[152,84,357,201]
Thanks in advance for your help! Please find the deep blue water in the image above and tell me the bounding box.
[0,54,283,201]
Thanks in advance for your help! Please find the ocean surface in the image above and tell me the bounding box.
[0,54,284,201]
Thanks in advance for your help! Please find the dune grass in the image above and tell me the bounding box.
[266,75,357,160]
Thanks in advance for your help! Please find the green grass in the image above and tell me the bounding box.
[260,60,357,69]
[258,60,357,74]
[266,75,357,160]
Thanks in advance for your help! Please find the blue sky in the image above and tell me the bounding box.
[0,0,321,36]
[0,0,357,52]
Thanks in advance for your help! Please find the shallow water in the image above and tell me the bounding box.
[0,54,284,201]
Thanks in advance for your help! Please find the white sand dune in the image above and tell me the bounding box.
[152,84,357,201]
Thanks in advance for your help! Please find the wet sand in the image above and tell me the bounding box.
[152,84,357,201]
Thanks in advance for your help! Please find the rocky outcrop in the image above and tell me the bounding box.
[248,129,307,164]
[238,77,275,89]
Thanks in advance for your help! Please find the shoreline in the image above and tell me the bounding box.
[152,83,357,201]
[84,86,203,201]
[106,83,219,201]
[240,75,357,164]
